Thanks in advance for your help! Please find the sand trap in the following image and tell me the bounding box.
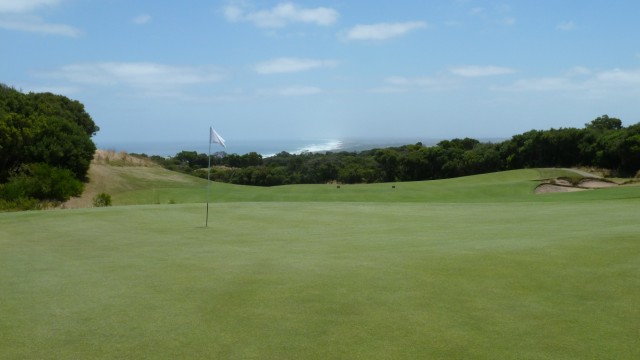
[535,178,619,194]
[578,179,618,188]
[553,179,573,186]
[535,184,587,194]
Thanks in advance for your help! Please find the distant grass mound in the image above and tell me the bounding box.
[6,150,630,358]
[67,151,639,207]
[64,150,207,208]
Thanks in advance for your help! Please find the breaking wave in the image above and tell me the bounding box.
[285,139,344,156]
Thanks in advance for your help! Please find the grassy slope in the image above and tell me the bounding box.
[64,161,207,208]
[2,164,640,359]
[79,164,638,205]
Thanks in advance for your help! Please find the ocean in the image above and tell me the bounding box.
[95,138,442,158]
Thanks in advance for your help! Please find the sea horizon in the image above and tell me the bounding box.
[95,137,435,158]
[96,137,507,158]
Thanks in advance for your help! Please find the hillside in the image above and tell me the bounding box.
[63,150,207,208]
[66,151,639,208]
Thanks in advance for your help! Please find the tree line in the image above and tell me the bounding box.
[149,115,639,186]
[3,81,636,208]
[0,84,99,209]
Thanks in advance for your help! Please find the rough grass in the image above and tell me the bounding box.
[64,161,206,208]
[3,165,640,359]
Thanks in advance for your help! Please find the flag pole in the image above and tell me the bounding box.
[206,126,226,228]
[206,127,212,227]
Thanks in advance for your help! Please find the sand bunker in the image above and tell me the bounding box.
[578,179,618,188]
[535,184,587,194]
[535,178,618,194]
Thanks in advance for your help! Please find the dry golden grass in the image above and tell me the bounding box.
[93,149,157,167]
[64,150,200,208]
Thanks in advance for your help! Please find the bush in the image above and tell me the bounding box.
[0,197,41,212]
[0,163,83,202]
[92,193,112,207]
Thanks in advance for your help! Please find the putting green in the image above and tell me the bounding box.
[1,169,639,358]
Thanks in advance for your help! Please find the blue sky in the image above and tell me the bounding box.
[2,0,640,147]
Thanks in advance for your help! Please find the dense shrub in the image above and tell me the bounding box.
[0,163,83,202]
[92,193,112,207]
[0,197,41,212]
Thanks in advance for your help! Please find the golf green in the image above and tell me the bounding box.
[1,190,639,358]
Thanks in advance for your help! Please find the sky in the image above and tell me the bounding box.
[2,0,640,149]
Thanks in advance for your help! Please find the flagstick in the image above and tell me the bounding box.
[206,129,212,228]
[206,126,226,228]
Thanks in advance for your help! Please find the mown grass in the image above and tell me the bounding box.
[114,168,640,205]
[2,169,639,359]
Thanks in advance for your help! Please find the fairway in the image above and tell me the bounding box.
[1,171,639,359]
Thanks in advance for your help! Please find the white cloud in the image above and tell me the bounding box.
[503,16,516,26]
[369,86,408,94]
[386,76,440,87]
[469,7,484,16]
[44,62,224,89]
[0,0,81,37]
[493,77,580,92]
[254,57,337,74]
[224,2,338,28]
[370,76,436,93]
[465,4,516,27]
[0,0,60,13]
[223,4,243,22]
[372,75,459,93]
[557,21,576,31]
[565,66,591,77]
[344,21,427,41]
[258,85,322,96]
[492,67,640,96]
[450,65,516,77]
[596,68,640,84]
[0,17,80,37]
[132,14,152,25]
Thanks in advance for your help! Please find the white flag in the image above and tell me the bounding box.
[210,127,226,148]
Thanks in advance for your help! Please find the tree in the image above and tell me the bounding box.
[27,92,99,136]
[586,115,622,131]
[375,148,400,182]
[26,114,96,180]
[398,148,429,181]
[0,113,34,181]
[0,85,99,182]
[160,116,640,186]
[1,85,99,209]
